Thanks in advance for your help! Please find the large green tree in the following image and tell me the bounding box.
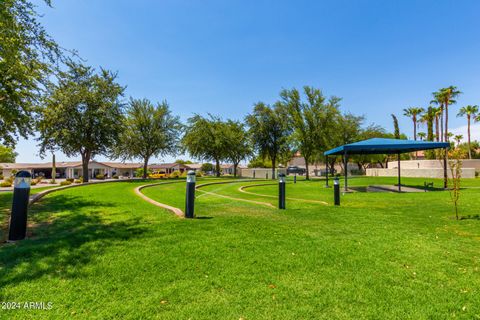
[38,62,125,182]
[279,86,340,180]
[114,98,182,179]
[245,102,291,179]
[457,105,478,159]
[0,0,65,146]
[182,115,228,177]
[0,145,17,162]
[223,120,251,177]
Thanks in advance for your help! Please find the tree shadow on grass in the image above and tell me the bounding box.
[0,194,149,291]
[460,214,480,220]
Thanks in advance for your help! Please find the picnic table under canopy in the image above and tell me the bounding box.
[323,138,450,192]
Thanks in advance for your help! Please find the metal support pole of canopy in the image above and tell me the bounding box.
[443,147,448,189]
[343,151,348,192]
[397,152,401,192]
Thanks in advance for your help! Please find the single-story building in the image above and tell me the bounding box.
[0,161,142,179]
[148,163,190,175]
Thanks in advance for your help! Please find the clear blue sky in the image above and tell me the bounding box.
[17,0,480,163]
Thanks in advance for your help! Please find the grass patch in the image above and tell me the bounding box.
[0,177,479,319]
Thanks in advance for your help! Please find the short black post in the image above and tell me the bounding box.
[8,171,32,241]
[266,172,268,179]
[253,170,256,179]
[294,173,297,184]
[278,173,286,209]
[185,170,196,218]
[334,176,340,206]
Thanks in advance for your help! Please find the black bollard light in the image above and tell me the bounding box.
[294,173,297,184]
[333,176,340,206]
[253,170,256,179]
[266,172,268,179]
[278,173,286,209]
[8,171,32,241]
[185,170,196,218]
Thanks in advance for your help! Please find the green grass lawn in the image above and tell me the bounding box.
[0,177,479,319]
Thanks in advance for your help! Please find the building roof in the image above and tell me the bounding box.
[0,161,142,170]
[100,162,142,169]
[186,163,202,169]
[149,163,189,169]
[324,138,450,156]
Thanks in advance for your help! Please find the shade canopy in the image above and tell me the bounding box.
[324,138,450,156]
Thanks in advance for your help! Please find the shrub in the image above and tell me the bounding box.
[136,168,152,178]
[30,180,37,186]
[170,171,180,178]
[180,171,188,178]
[49,180,56,184]
[66,178,75,182]
[196,171,203,177]
[0,175,3,180]
[60,180,72,186]
[149,173,166,179]
[113,175,119,179]
[96,174,105,180]
[75,177,84,184]
[0,181,12,187]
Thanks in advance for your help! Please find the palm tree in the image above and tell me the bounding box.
[417,132,426,141]
[447,132,454,142]
[403,107,425,141]
[431,94,444,141]
[438,86,462,142]
[404,107,425,160]
[457,105,479,159]
[431,106,442,142]
[454,134,463,147]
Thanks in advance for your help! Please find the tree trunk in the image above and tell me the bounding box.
[233,162,238,178]
[215,159,220,177]
[440,106,444,142]
[329,159,335,176]
[413,118,417,159]
[444,103,449,142]
[81,152,91,183]
[468,115,472,159]
[304,155,310,180]
[143,157,149,179]
[271,155,276,180]
[435,116,439,141]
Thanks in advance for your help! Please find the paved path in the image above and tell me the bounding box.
[134,181,185,218]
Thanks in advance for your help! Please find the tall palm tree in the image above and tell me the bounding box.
[457,105,479,159]
[431,106,442,141]
[403,107,425,140]
[431,94,444,141]
[454,134,463,147]
[438,86,462,142]
[404,107,425,160]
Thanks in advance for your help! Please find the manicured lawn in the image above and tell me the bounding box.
[0,177,479,319]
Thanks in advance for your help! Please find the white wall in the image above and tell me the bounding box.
[367,168,476,179]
